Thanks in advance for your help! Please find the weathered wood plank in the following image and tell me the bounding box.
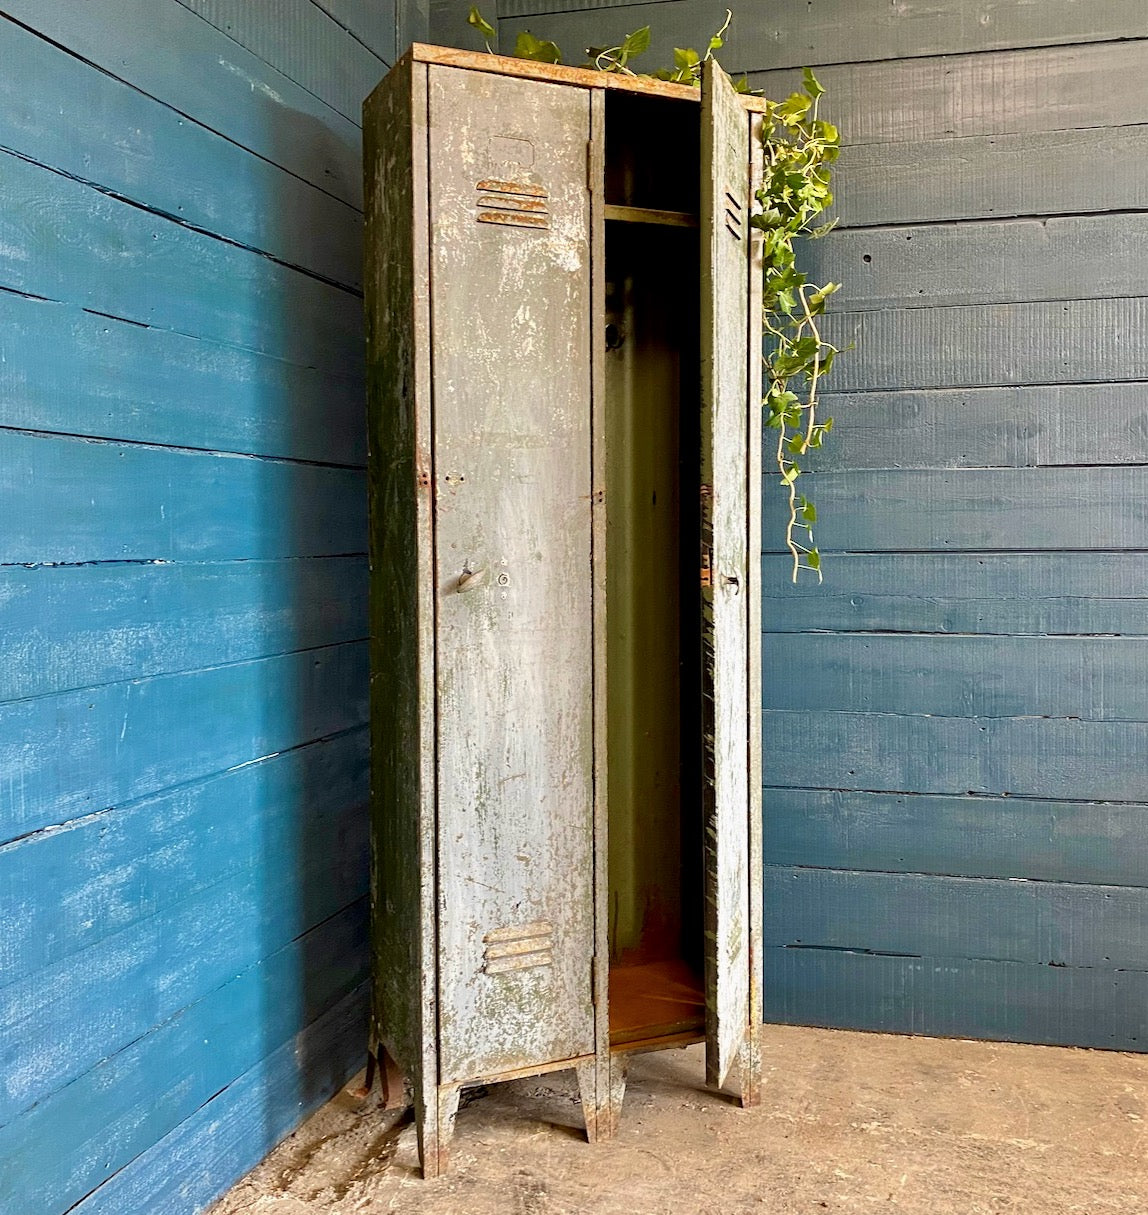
[762,710,1148,802]
[751,40,1148,145]
[811,215,1148,313]
[762,788,1148,887]
[824,298,1148,392]
[0,294,364,464]
[832,125,1148,228]
[764,867,1148,970]
[70,984,368,1215]
[0,900,367,1215]
[497,1,1148,73]
[0,641,367,845]
[759,552,1148,635]
[0,17,361,288]
[0,431,365,564]
[762,634,1148,721]
[763,947,1148,1051]
[0,824,366,1124]
[314,0,399,63]
[763,466,1148,554]
[807,383,1148,471]
[0,727,367,984]
[0,150,362,374]
[0,2,363,206]
[177,0,386,122]
[1,557,366,702]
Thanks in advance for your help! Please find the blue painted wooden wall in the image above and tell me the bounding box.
[0,4,419,1212]
[493,1,1148,1051]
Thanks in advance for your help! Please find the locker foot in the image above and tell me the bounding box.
[736,1027,763,1109]
[416,1083,461,1178]
[601,1059,628,1140]
[379,1043,407,1111]
[349,1046,377,1099]
[575,1061,600,1142]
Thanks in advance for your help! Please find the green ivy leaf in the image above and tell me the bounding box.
[514,30,562,62]
[802,67,826,100]
[807,548,822,571]
[673,46,700,69]
[621,26,651,58]
[800,498,817,523]
[467,6,496,40]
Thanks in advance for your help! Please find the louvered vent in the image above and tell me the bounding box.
[483,920,554,974]
[724,190,743,241]
[476,179,550,230]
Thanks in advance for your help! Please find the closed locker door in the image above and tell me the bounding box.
[427,65,595,1082]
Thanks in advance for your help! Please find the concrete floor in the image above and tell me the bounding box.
[212,1026,1148,1214]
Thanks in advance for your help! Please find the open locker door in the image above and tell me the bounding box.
[700,59,756,1092]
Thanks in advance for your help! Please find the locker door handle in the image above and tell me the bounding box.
[456,567,488,593]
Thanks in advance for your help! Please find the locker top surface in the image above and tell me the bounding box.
[395,43,771,111]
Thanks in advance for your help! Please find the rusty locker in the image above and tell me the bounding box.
[364,45,764,1176]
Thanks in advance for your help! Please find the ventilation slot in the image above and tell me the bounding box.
[483,920,554,974]
[724,190,743,241]
[476,179,550,230]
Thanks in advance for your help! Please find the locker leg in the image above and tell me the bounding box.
[736,1025,763,1110]
[349,1045,377,1099]
[416,1082,461,1179]
[575,1061,600,1143]
[599,1057,628,1140]
[379,1043,407,1111]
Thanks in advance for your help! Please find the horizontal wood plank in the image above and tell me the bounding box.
[762,710,1148,802]
[0,727,367,983]
[0,17,362,289]
[762,634,1148,721]
[750,40,1148,145]
[497,1,1148,73]
[0,821,367,1123]
[763,787,1148,887]
[314,0,398,63]
[762,466,1148,554]
[0,431,366,564]
[0,150,362,373]
[0,899,367,1213]
[833,125,1148,228]
[1,557,367,701]
[763,947,1148,1051]
[807,383,1148,471]
[812,214,1148,313]
[0,641,367,844]
[764,867,1148,969]
[824,298,1148,392]
[70,984,368,1215]
[177,0,387,123]
[0,294,364,464]
[760,552,1148,635]
[0,4,362,207]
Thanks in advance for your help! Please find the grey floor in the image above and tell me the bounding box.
[213,1025,1148,1214]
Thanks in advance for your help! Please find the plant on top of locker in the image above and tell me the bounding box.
[466,7,751,90]
[465,9,843,580]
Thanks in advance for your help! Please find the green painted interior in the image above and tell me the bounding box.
[604,94,704,976]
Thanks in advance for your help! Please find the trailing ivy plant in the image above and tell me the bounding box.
[466,9,842,581]
[754,69,841,581]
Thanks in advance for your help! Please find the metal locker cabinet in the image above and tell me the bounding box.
[364,46,763,1178]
